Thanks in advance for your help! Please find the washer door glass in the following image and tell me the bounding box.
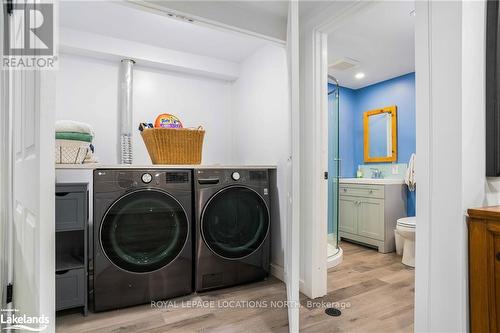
[100,190,188,273]
[202,186,269,259]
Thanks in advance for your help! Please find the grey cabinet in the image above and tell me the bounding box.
[339,183,406,253]
[339,196,357,234]
[56,268,85,310]
[56,191,86,231]
[56,183,88,315]
[357,198,384,241]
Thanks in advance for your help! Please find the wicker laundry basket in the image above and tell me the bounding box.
[140,127,205,165]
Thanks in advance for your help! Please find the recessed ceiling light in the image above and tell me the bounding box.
[355,72,365,79]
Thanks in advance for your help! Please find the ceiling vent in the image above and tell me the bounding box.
[329,57,360,71]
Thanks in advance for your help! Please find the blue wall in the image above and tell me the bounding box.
[334,72,416,216]
[353,72,416,168]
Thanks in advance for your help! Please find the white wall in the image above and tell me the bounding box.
[230,45,290,274]
[60,28,240,81]
[414,1,486,331]
[55,53,233,165]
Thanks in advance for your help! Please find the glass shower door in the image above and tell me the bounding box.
[327,78,340,258]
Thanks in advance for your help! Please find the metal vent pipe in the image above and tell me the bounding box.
[118,59,134,164]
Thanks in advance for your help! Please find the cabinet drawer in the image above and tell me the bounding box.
[56,268,85,311]
[55,192,86,231]
[339,184,384,199]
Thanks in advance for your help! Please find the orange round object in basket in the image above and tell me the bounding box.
[154,113,183,129]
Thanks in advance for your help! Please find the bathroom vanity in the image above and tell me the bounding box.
[339,178,407,253]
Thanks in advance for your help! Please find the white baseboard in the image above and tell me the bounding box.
[270,263,286,282]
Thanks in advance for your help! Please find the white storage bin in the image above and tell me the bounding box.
[55,139,89,164]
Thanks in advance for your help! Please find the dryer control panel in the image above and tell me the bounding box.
[195,169,269,187]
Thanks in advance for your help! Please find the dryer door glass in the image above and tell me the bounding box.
[100,190,188,273]
[202,186,269,259]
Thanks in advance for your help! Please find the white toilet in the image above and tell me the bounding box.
[395,217,416,267]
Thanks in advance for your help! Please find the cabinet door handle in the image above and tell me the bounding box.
[496,252,500,261]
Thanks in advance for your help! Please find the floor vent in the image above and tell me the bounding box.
[325,308,342,317]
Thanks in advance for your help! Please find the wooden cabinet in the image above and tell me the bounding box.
[467,206,500,332]
[339,182,406,253]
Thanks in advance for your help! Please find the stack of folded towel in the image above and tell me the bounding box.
[55,120,98,164]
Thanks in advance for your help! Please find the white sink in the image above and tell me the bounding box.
[340,178,405,185]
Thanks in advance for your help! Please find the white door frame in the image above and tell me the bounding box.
[304,1,476,331]
[286,1,300,331]
[0,3,13,317]
[303,0,409,303]
[299,0,373,299]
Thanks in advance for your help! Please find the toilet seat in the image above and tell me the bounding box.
[397,217,416,228]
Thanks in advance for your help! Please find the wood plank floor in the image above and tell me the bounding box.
[300,241,415,332]
[56,241,414,332]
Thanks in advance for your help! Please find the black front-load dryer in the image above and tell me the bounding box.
[93,169,192,311]
[194,168,270,292]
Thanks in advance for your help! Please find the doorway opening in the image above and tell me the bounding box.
[323,1,416,329]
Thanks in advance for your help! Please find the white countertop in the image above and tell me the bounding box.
[340,178,405,185]
[55,164,277,170]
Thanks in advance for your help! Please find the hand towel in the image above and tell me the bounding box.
[55,120,95,137]
[405,153,416,191]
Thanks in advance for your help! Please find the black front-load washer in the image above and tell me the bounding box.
[194,168,271,292]
[93,169,192,311]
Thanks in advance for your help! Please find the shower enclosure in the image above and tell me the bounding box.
[327,75,341,261]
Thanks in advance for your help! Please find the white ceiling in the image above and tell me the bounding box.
[230,1,288,18]
[327,1,415,89]
[148,1,336,42]
[59,1,273,63]
[231,1,332,19]
[146,1,288,41]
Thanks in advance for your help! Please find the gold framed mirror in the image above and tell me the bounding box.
[363,105,397,163]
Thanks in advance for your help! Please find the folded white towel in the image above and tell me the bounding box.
[55,120,95,137]
[405,153,416,191]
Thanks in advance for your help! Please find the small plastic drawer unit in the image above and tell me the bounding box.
[55,183,88,315]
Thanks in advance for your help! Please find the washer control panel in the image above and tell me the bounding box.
[231,172,241,181]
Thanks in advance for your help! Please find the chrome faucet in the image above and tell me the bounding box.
[370,168,383,179]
